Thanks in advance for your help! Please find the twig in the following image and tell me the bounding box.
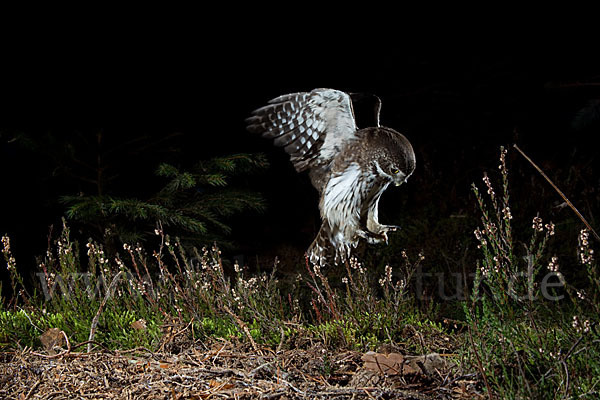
[280,378,306,396]
[193,367,247,378]
[223,305,261,354]
[162,379,193,388]
[70,340,110,352]
[564,333,586,361]
[276,327,285,354]
[88,271,124,352]
[561,360,570,397]
[62,330,71,352]
[17,307,43,332]
[211,342,228,364]
[249,361,273,377]
[24,379,41,399]
[40,390,67,399]
[467,326,495,400]
[513,144,600,243]
[114,346,158,359]
[363,388,377,400]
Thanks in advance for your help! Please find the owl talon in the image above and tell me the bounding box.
[357,229,386,244]
[377,225,399,244]
[382,225,400,232]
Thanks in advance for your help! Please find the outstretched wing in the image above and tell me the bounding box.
[246,88,359,173]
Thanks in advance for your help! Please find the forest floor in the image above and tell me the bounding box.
[0,337,483,399]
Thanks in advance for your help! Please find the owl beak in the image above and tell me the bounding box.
[393,172,410,187]
[393,171,407,187]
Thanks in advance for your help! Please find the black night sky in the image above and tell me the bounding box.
[1,49,599,284]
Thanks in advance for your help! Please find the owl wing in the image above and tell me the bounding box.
[246,88,359,175]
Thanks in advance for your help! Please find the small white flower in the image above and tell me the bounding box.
[583,319,591,333]
[234,262,242,273]
[532,216,543,232]
[547,256,559,272]
[384,265,392,283]
[572,315,584,333]
[483,175,494,196]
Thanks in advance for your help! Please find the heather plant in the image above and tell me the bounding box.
[0,219,294,351]
[0,215,445,355]
[305,252,443,351]
[465,147,600,399]
[1,234,28,307]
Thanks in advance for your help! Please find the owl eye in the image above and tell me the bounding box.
[393,169,400,174]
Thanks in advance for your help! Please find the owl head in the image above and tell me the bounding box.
[364,127,416,186]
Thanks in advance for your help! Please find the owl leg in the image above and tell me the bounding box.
[365,220,400,244]
[366,200,400,236]
[307,222,337,266]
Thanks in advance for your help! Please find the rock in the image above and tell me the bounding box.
[40,328,66,355]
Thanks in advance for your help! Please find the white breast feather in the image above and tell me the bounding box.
[321,163,365,252]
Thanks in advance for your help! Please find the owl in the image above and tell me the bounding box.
[246,88,415,265]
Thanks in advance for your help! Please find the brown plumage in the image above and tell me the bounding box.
[246,88,415,265]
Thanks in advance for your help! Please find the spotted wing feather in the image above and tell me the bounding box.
[246,88,359,176]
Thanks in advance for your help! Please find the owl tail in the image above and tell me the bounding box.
[307,223,333,266]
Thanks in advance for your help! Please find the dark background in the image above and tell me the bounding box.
[1,50,599,283]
